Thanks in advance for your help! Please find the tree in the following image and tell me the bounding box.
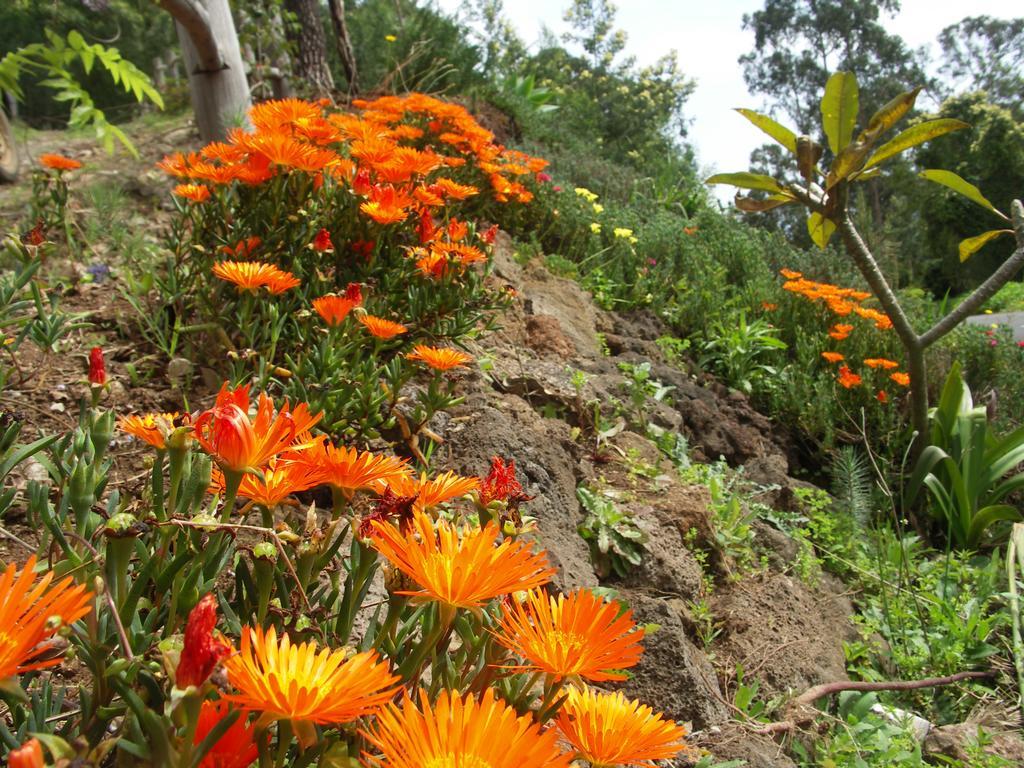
[709,73,1024,453]
[740,0,927,134]
[938,16,1024,115]
[327,0,359,95]
[283,0,334,97]
[157,0,251,142]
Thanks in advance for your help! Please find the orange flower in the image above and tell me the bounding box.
[0,556,93,680]
[311,228,334,252]
[556,686,688,767]
[761,302,778,311]
[382,471,480,513]
[829,323,854,341]
[405,344,473,371]
[361,688,572,768]
[360,185,412,225]
[194,384,321,474]
[876,390,889,404]
[39,153,82,171]
[821,352,844,364]
[683,226,698,236]
[194,700,261,768]
[118,412,184,450]
[301,442,410,498]
[430,177,479,200]
[779,268,802,279]
[369,510,554,608]
[174,183,212,203]
[863,358,899,370]
[837,366,862,389]
[891,372,910,387]
[212,261,300,294]
[220,236,262,257]
[495,588,643,681]
[7,738,44,768]
[359,314,408,339]
[210,457,322,508]
[223,625,399,743]
[312,284,363,326]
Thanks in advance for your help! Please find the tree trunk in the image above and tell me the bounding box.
[327,0,359,96]
[159,0,252,142]
[284,0,335,97]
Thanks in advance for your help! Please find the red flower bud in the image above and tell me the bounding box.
[353,168,372,196]
[88,347,107,386]
[481,224,499,245]
[417,209,436,244]
[176,593,232,689]
[312,228,334,253]
[7,738,44,768]
[479,457,533,508]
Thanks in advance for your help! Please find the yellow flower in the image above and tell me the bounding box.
[590,222,601,234]
[385,34,397,42]
[592,203,604,214]
[613,227,634,239]
[574,187,598,202]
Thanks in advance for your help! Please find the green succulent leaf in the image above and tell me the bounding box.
[863,119,970,171]
[821,72,859,154]
[958,229,1013,262]
[919,169,1009,221]
[734,108,797,153]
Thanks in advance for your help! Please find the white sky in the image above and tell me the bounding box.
[434,0,1017,191]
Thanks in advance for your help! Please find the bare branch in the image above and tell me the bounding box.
[156,0,225,72]
[920,199,1024,348]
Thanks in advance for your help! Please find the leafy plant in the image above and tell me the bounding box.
[829,445,874,524]
[576,484,646,577]
[699,311,787,394]
[617,361,674,426]
[907,361,1024,548]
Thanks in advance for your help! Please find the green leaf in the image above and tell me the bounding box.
[733,193,795,213]
[734,108,797,153]
[821,72,859,154]
[919,169,1009,220]
[705,172,785,194]
[958,229,1013,262]
[864,119,969,171]
[807,212,836,249]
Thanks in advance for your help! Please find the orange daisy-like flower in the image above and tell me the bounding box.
[863,358,899,370]
[828,323,854,341]
[223,625,399,740]
[405,344,473,371]
[384,470,481,513]
[210,457,322,508]
[837,366,862,389]
[212,261,300,295]
[359,314,408,339]
[0,556,93,680]
[194,384,321,474]
[369,510,554,609]
[302,442,410,499]
[821,352,844,364]
[39,153,82,171]
[174,183,212,203]
[556,686,689,767]
[312,283,363,326]
[194,699,261,768]
[779,268,802,279]
[495,588,644,681]
[360,185,413,225]
[118,412,184,450]
[361,688,572,768]
[891,372,910,387]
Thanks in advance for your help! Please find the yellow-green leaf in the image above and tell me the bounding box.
[808,212,836,249]
[734,192,795,213]
[827,140,872,189]
[919,169,1009,221]
[821,72,859,154]
[864,87,922,138]
[958,229,1013,262]
[705,172,785,194]
[734,109,797,153]
[863,119,969,171]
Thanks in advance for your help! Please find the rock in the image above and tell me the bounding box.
[525,314,576,359]
[442,392,597,591]
[710,572,857,699]
[699,723,798,768]
[923,722,1024,764]
[616,591,729,730]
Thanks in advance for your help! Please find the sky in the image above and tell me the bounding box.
[433,0,1017,193]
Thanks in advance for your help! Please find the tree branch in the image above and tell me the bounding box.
[156,0,225,72]
[920,199,1024,349]
[753,669,994,736]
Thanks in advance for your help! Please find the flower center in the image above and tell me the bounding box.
[425,754,492,768]
[549,630,584,654]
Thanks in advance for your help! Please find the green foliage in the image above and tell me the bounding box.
[829,445,874,524]
[907,362,1024,549]
[617,361,674,427]
[0,29,163,156]
[938,16,1024,114]
[699,311,787,395]
[576,484,646,578]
